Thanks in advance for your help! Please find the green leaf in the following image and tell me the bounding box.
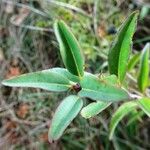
[99,74,119,86]
[127,53,140,71]
[51,67,80,82]
[48,95,83,140]
[109,101,138,140]
[127,110,144,126]
[78,73,130,102]
[137,43,150,92]
[108,11,139,83]
[2,68,73,92]
[54,20,84,77]
[138,97,150,117]
[81,101,111,119]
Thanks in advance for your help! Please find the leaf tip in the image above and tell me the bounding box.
[1,79,8,86]
[130,10,139,19]
[80,109,88,119]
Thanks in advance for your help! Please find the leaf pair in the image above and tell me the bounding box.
[2,69,130,102]
[108,11,139,83]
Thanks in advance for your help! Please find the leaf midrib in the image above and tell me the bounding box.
[3,82,71,88]
[118,15,136,80]
[52,97,81,139]
[59,23,81,77]
[80,87,125,97]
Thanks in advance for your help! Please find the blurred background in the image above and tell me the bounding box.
[0,0,150,149]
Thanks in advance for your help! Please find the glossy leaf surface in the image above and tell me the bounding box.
[48,95,83,140]
[137,43,150,92]
[54,20,84,77]
[108,11,138,82]
[78,73,130,102]
[2,69,72,92]
[81,101,111,118]
[109,101,137,140]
